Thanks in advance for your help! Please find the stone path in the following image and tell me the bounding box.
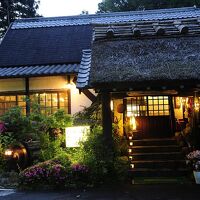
[0,189,15,197]
[0,184,200,200]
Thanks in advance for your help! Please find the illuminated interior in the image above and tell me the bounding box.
[0,91,69,115]
[126,96,170,117]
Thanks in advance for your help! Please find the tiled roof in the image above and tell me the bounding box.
[12,7,200,29]
[0,64,79,78]
[94,18,200,40]
[76,50,91,89]
[0,25,92,67]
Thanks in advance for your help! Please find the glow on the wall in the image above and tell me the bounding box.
[65,126,90,147]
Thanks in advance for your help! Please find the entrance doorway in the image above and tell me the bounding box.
[124,96,173,138]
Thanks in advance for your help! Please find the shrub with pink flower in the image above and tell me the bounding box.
[186,150,200,171]
[19,160,69,190]
[0,122,6,134]
[70,163,90,188]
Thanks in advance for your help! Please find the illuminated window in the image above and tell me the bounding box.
[148,96,169,116]
[126,96,170,117]
[30,92,69,115]
[126,97,148,117]
[0,91,70,116]
[0,95,17,115]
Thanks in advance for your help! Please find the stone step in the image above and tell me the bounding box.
[129,138,177,146]
[128,145,180,153]
[129,152,184,160]
[130,160,187,169]
[129,168,189,177]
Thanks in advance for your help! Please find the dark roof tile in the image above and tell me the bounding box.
[0,64,79,78]
[0,25,92,67]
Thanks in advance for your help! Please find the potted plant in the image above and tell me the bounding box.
[187,150,200,184]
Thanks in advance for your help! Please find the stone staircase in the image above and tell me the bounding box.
[128,137,190,183]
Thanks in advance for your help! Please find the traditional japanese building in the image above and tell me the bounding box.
[1,6,200,179]
[76,7,200,179]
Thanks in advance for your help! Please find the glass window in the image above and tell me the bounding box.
[0,91,70,116]
[148,96,170,116]
[126,96,170,117]
[0,95,17,115]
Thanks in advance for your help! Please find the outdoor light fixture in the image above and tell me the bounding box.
[130,142,133,146]
[130,116,137,130]
[65,126,90,147]
[5,149,13,156]
[110,100,114,111]
[130,164,135,169]
[128,149,132,153]
[194,98,200,111]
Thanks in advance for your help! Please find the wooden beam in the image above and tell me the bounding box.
[82,89,97,103]
[25,77,30,116]
[169,96,176,134]
[102,91,113,147]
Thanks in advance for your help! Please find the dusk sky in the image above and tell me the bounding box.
[38,0,102,17]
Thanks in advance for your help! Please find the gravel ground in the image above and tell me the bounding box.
[0,184,200,200]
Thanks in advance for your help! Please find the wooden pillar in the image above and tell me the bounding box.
[169,96,176,135]
[101,91,113,147]
[193,92,200,147]
[25,77,30,116]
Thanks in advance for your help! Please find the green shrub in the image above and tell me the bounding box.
[39,133,66,162]
[0,107,33,142]
[72,126,129,185]
[70,163,90,188]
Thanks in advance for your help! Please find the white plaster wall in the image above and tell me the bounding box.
[0,78,25,92]
[29,76,67,90]
[71,88,95,115]
[0,76,95,115]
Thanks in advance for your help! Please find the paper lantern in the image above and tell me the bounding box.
[117,104,125,113]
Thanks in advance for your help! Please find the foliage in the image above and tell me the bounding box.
[39,133,66,162]
[0,107,33,142]
[19,158,91,190]
[0,142,4,172]
[19,160,69,190]
[73,96,102,126]
[0,104,72,145]
[98,0,200,13]
[0,0,40,37]
[70,163,90,188]
[71,126,129,184]
[186,150,200,171]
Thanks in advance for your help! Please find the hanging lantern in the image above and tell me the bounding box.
[117,104,125,113]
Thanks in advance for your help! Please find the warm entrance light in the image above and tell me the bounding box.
[65,126,90,147]
[110,100,114,111]
[66,82,75,90]
[130,116,137,130]
[5,149,13,156]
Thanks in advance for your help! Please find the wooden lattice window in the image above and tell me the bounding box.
[126,96,170,117]
[148,96,169,116]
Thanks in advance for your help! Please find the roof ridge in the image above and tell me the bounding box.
[14,6,197,23]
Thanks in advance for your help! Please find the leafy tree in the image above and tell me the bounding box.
[0,0,40,37]
[98,0,200,13]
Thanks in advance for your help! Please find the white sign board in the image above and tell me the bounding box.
[65,126,90,147]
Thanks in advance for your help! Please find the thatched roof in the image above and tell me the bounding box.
[88,36,200,88]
